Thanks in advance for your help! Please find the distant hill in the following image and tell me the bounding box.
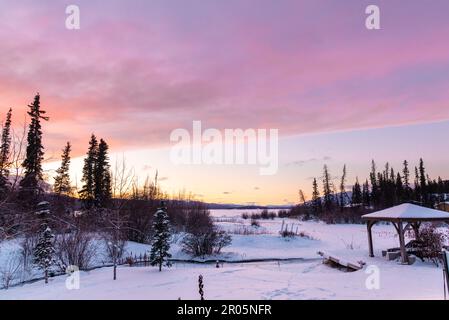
[204,203,293,210]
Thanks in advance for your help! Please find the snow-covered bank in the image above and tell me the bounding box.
[0,258,443,300]
[1,217,447,299]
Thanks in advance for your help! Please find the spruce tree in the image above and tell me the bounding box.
[33,202,55,284]
[322,165,333,212]
[80,134,98,208]
[362,179,370,207]
[149,202,172,271]
[369,160,379,208]
[311,178,321,216]
[19,94,49,206]
[339,164,348,210]
[53,142,72,195]
[402,160,411,200]
[351,178,362,205]
[34,223,55,284]
[396,172,404,204]
[94,139,111,208]
[418,158,428,205]
[0,108,12,198]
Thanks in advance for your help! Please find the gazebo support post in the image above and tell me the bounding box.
[397,221,409,264]
[367,221,374,257]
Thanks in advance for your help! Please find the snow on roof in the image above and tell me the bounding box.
[362,203,449,221]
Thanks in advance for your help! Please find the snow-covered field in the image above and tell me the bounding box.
[0,211,447,300]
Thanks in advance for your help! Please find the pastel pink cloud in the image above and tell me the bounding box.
[0,0,449,156]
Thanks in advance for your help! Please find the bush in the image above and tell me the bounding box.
[54,229,97,271]
[182,229,232,257]
[280,230,296,238]
[250,213,261,220]
[417,225,448,265]
[250,219,260,227]
[260,209,269,219]
[241,213,249,220]
[277,210,288,218]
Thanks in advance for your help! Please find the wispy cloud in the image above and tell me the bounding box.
[1,0,449,158]
[285,156,332,167]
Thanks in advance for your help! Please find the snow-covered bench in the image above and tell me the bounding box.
[317,251,364,271]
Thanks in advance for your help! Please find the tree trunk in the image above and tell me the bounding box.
[45,269,48,284]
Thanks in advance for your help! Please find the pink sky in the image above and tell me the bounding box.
[1,1,449,204]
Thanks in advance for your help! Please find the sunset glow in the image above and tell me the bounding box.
[1,0,449,204]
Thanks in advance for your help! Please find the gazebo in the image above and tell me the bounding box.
[362,203,449,264]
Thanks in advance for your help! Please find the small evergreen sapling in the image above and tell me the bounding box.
[149,202,172,271]
[34,222,55,284]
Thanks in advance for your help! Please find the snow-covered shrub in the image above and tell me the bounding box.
[182,229,231,257]
[250,219,260,227]
[176,200,233,257]
[280,230,296,238]
[0,251,22,289]
[54,229,97,272]
[103,234,126,263]
[417,225,448,265]
[20,233,39,273]
[214,230,232,254]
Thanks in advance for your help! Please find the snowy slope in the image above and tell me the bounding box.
[0,217,447,300]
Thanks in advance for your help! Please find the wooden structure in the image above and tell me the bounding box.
[362,203,449,264]
[317,251,363,271]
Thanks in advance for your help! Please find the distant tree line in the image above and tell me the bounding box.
[291,159,449,223]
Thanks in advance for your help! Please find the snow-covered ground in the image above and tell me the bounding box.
[0,212,447,300]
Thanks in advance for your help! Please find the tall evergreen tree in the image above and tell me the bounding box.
[80,134,98,208]
[311,178,321,216]
[362,179,370,207]
[322,165,333,211]
[402,160,411,200]
[414,166,419,189]
[402,160,410,189]
[94,139,111,208]
[53,142,72,195]
[19,94,49,205]
[351,177,362,205]
[0,108,12,198]
[395,172,404,204]
[149,202,172,272]
[298,189,306,204]
[339,164,348,210]
[369,160,379,208]
[418,158,428,204]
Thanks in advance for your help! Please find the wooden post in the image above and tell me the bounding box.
[398,221,409,264]
[367,221,374,257]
